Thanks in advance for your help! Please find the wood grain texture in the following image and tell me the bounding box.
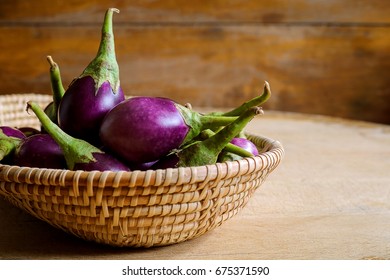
[0,1,389,124]
[1,0,390,23]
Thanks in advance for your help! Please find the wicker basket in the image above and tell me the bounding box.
[0,93,284,247]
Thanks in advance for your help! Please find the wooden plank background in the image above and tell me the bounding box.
[0,0,389,124]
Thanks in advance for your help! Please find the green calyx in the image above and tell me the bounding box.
[174,106,263,167]
[199,129,254,158]
[27,101,102,170]
[0,131,21,162]
[176,103,238,145]
[80,8,120,95]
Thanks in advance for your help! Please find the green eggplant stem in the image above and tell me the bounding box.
[0,132,21,161]
[80,8,120,94]
[199,114,238,127]
[200,129,253,158]
[97,8,119,57]
[47,55,65,110]
[26,101,101,170]
[202,107,263,152]
[0,140,13,161]
[219,81,271,117]
[177,103,238,144]
[176,106,263,167]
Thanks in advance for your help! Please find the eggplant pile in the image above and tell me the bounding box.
[0,8,272,172]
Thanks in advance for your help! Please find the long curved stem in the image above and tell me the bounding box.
[47,55,65,111]
[27,101,100,170]
[214,81,271,117]
[81,8,120,94]
[200,129,253,157]
[177,107,262,167]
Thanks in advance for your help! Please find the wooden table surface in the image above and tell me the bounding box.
[0,111,389,260]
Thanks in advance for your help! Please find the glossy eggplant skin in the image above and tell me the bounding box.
[27,101,130,172]
[218,137,259,162]
[13,134,66,169]
[128,160,158,171]
[230,138,259,156]
[99,97,189,164]
[58,8,123,146]
[73,152,130,172]
[58,76,124,144]
[0,126,26,139]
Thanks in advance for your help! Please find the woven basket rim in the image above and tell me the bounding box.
[0,133,283,188]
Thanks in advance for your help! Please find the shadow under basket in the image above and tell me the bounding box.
[0,93,284,247]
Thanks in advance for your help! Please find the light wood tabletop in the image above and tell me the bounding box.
[0,110,389,260]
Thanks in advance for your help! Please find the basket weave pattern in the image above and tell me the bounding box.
[0,93,284,247]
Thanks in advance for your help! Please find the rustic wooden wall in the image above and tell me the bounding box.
[1,0,389,124]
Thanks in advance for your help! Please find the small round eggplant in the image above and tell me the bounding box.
[28,101,130,172]
[218,137,259,162]
[13,134,66,169]
[58,8,124,144]
[230,138,259,156]
[58,77,124,144]
[99,96,238,164]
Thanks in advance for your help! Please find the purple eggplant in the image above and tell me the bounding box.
[199,130,259,157]
[43,55,65,126]
[230,137,259,155]
[27,101,130,172]
[0,126,26,139]
[0,128,64,168]
[13,134,66,169]
[58,8,124,144]
[99,96,238,164]
[218,137,259,162]
[151,107,263,169]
